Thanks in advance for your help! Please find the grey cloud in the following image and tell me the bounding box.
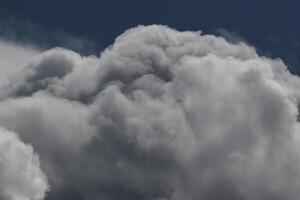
[0,39,39,86]
[0,48,78,99]
[0,25,300,200]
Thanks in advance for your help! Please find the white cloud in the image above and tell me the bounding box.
[0,25,300,200]
[0,128,49,200]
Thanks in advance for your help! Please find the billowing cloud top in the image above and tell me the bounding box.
[0,25,300,200]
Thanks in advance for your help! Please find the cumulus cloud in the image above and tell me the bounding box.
[1,25,300,200]
[0,128,49,200]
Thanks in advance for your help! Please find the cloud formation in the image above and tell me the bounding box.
[0,25,300,200]
[0,39,39,85]
[0,128,48,200]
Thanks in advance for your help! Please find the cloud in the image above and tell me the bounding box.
[0,128,49,200]
[0,14,98,54]
[0,25,300,200]
[0,39,39,86]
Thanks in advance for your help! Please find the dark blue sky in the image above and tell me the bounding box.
[1,0,300,74]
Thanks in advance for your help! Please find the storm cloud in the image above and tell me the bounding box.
[0,25,300,200]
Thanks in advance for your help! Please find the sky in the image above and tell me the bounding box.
[1,1,300,200]
[1,0,300,73]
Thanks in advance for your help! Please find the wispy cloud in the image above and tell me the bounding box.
[0,14,99,54]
